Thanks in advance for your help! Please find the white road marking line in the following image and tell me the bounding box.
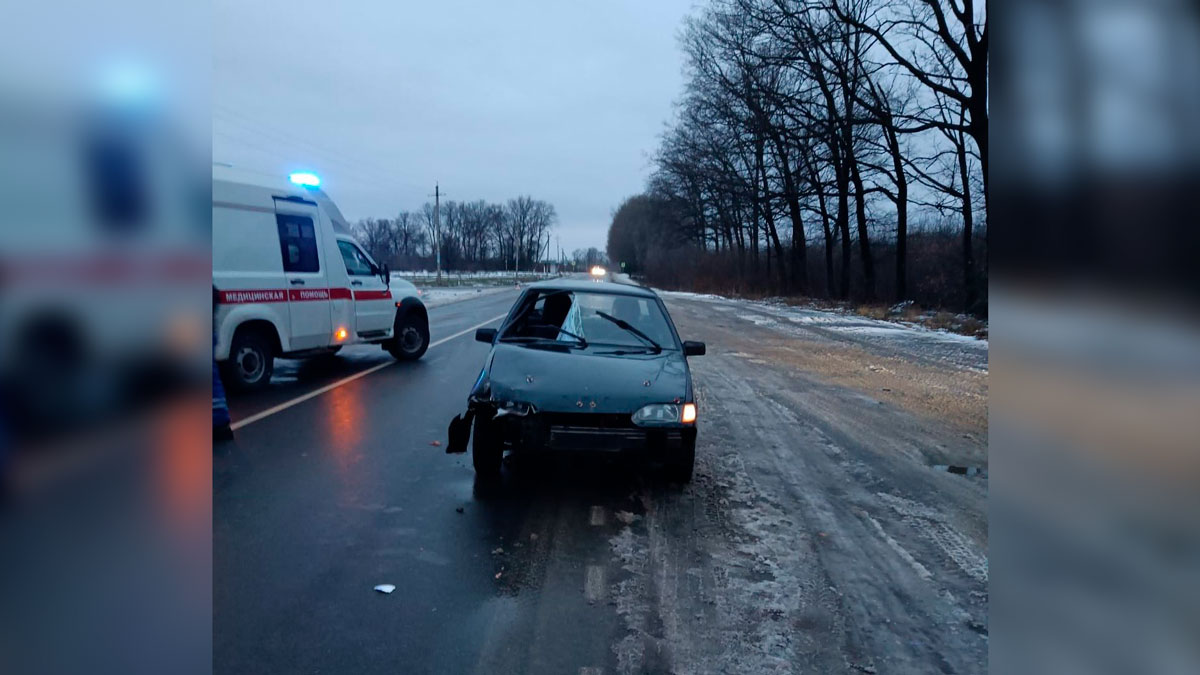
[589,505,605,526]
[584,565,605,604]
[230,314,506,431]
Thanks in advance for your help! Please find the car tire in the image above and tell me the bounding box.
[667,436,696,483]
[224,329,274,391]
[472,415,503,479]
[387,313,429,361]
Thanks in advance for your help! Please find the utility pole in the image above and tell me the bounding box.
[430,183,444,281]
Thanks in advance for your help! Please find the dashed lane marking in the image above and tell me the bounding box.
[584,565,605,604]
[589,505,605,526]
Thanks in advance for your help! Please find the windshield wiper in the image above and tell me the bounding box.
[595,311,661,352]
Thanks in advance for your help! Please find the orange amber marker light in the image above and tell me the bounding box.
[335,327,348,342]
[681,403,697,424]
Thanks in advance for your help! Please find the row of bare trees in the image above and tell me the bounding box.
[353,196,557,272]
[610,0,986,312]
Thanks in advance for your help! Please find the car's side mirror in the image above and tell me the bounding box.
[683,340,706,356]
[476,328,498,344]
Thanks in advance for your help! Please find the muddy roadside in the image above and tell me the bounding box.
[593,295,990,674]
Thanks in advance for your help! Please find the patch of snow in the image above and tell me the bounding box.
[735,313,779,328]
[660,287,987,345]
[416,285,513,308]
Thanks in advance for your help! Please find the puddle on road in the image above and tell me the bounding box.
[933,464,986,478]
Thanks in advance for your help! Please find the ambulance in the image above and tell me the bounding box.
[213,167,428,390]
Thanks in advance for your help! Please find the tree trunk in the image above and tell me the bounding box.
[770,132,807,295]
[887,125,909,301]
[849,157,875,301]
[757,137,787,293]
[957,130,976,312]
[835,155,852,300]
[807,158,835,298]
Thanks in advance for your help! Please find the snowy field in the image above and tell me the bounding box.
[658,289,988,373]
[659,290,987,345]
[416,285,516,308]
[392,271,560,307]
[392,271,555,287]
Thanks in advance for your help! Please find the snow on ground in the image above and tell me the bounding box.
[415,284,515,308]
[660,289,987,345]
[659,288,988,373]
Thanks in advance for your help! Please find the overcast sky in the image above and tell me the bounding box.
[214,0,695,255]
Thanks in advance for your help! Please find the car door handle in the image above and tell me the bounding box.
[351,280,363,286]
[290,279,305,285]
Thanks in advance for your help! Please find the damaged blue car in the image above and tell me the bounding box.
[447,279,705,482]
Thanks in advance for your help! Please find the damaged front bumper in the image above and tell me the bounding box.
[446,395,535,454]
[447,397,694,456]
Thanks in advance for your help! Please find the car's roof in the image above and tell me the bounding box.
[526,278,658,298]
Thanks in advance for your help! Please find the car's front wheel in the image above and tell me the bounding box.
[387,312,429,360]
[472,415,503,479]
[666,436,695,483]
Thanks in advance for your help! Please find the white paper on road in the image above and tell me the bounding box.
[373,584,396,594]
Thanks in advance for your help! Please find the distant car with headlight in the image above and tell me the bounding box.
[589,265,607,277]
[447,279,705,481]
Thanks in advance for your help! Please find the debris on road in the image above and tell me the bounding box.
[373,584,396,594]
[429,440,442,447]
[492,547,503,555]
[455,506,464,514]
[494,572,502,580]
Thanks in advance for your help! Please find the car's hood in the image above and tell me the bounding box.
[486,343,689,413]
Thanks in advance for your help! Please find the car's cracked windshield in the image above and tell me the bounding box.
[501,290,675,351]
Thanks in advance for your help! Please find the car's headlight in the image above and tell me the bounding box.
[632,403,695,426]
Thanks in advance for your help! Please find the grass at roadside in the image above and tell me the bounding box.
[852,302,989,338]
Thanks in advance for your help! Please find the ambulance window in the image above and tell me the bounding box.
[276,214,319,273]
[338,240,375,276]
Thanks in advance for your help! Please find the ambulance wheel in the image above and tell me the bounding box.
[224,328,274,391]
[388,313,429,361]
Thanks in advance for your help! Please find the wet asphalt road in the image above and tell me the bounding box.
[214,283,989,674]
[215,288,651,674]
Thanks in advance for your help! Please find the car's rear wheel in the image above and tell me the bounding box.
[387,312,429,360]
[223,328,274,391]
[666,436,695,483]
[472,415,503,479]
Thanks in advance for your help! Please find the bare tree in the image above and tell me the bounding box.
[614,0,985,311]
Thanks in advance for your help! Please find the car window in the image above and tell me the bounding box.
[338,240,375,276]
[502,290,676,349]
[276,214,319,273]
[575,293,676,348]
[504,294,553,338]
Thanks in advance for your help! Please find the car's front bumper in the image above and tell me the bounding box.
[495,411,695,454]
